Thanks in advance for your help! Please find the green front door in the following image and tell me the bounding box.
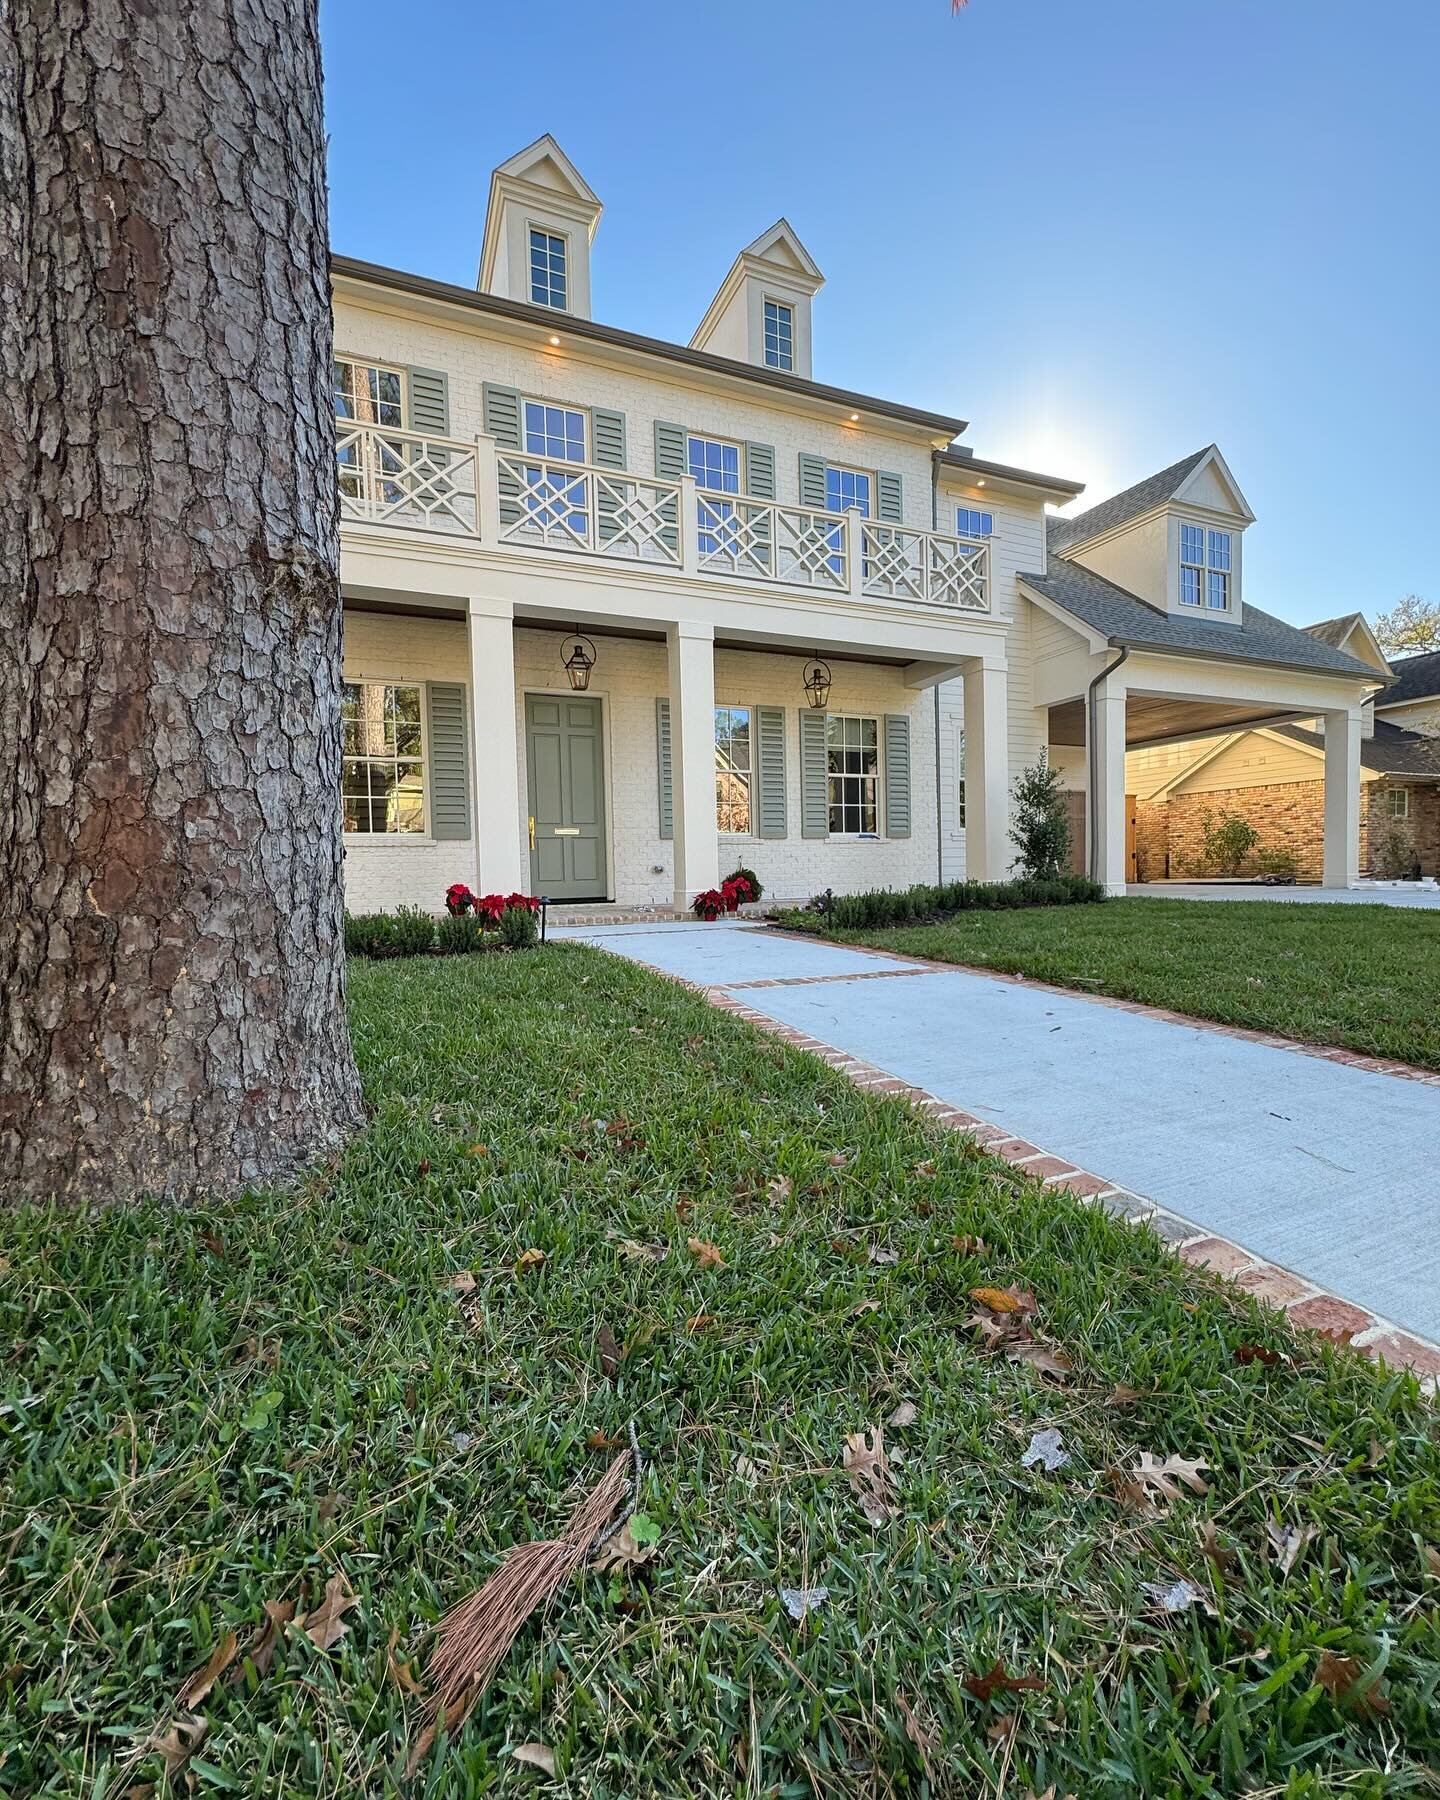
[525,695,608,901]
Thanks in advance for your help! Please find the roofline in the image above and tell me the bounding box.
[937,448,1084,497]
[331,255,967,437]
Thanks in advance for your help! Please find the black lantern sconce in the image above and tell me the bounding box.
[802,654,833,711]
[561,629,598,692]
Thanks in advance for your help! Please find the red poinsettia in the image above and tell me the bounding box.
[503,892,541,914]
[692,888,726,921]
[445,883,476,916]
[720,874,753,912]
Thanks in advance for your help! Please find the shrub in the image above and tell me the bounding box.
[772,873,1105,932]
[1253,847,1298,879]
[692,888,726,921]
[1198,808,1261,876]
[1009,752,1071,879]
[498,902,539,948]
[436,913,488,954]
[1375,825,1417,880]
[344,906,436,959]
[724,865,763,903]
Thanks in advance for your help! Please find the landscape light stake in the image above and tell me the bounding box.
[540,896,549,944]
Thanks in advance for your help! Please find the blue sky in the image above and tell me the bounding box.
[320,0,1437,628]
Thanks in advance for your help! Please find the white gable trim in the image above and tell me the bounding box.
[1016,579,1110,654]
[1171,445,1255,525]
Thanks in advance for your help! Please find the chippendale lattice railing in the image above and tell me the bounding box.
[861,522,989,610]
[494,454,683,564]
[695,493,848,590]
[335,422,479,535]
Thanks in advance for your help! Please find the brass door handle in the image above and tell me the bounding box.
[528,814,536,850]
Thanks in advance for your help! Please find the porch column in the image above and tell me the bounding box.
[1322,705,1362,888]
[961,659,1009,881]
[667,619,719,909]
[1090,678,1128,896]
[466,596,524,894]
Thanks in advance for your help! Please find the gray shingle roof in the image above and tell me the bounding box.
[1380,649,1440,707]
[1021,549,1382,681]
[1046,447,1213,553]
[1275,719,1440,778]
[1304,613,1368,650]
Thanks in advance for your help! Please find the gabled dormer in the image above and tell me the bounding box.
[690,220,823,378]
[478,135,602,319]
[1049,445,1256,626]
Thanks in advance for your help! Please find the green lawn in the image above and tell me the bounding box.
[829,897,1440,1071]
[5,948,1440,1796]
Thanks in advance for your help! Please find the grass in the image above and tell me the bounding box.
[826,897,1440,1072]
[4,946,1440,1797]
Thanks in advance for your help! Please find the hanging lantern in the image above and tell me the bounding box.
[561,629,597,692]
[802,654,832,711]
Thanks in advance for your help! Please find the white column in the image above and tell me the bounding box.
[667,620,719,909]
[1090,680,1128,896]
[466,596,524,895]
[961,659,1009,881]
[1322,706,1362,889]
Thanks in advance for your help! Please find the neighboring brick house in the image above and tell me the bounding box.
[1126,622,1440,879]
[332,133,1382,911]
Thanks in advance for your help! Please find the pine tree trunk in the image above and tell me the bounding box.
[0,0,364,1203]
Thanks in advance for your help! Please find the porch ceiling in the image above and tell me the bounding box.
[1049,693,1314,749]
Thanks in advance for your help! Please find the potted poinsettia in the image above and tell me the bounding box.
[444,883,475,916]
[692,888,726,922]
[721,874,754,912]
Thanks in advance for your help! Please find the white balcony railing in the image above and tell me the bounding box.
[336,421,479,536]
[494,453,682,565]
[336,427,989,612]
[860,522,989,610]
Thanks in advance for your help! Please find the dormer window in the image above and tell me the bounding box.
[956,507,993,539]
[1180,523,1231,610]
[763,299,794,370]
[529,228,568,310]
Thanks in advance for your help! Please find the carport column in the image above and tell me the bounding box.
[467,596,525,895]
[667,620,720,909]
[1091,676,1128,897]
[961,658,1009,881]
[1322,705,1362,889]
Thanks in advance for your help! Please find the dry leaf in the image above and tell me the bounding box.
[768,1174,793,1202]
[969,1285,1026,1314]
[1233,1342,1283,1367]
[317,1492,345,1525]
[951,1234,986,1254]
[386,1626,423,1696]
[449,1270,477,1294]
[198,1233,224,1258]
[1264,1521,1315,1576]
[826,1152,850,1168]
[467,1143,490,1156]
[176,1632,239,1708]
[851,1298,881,1316]
[686,1237,725,1269]
[298,1573,358,1650]
[127,1712,208,1777]
[1423,1544,1440,1578]
[896,1690,938,1781]
[1006,1340,1074,1381]
[887,1401,918,1429]
[1020,1428,1069,1472]
[1201,1521,1239,1575]
[586,1429,621,1452]
[229,1599,295,1682]
[1107,1466,1159,1516]
[617,1238,664,1262]
[515,1248,546,1273]
[735,1454,762,1487]
[596,1324,622,1378]
[1315,1649,1390,1717]
[843,1426,897,1525]
[779,1584,828,1621]
[1131,1451,1209,1504]
[987,1714,1018,1743]
[513,1740,557,1776]
[964,1660,1046,1702]
[686,1310,717,1333]
[1107,1384,1142,1407]
[914,1159,939,1177]
[868,1245,900,1266]
[1141,1577,1211,1615]
[592,1518,659,1575]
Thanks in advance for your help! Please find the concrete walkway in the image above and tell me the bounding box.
[555,919,1440,1347]
[1131,882,1440,909]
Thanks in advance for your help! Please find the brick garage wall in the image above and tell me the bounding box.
[1133,796,1170,882]
[1366,780,1440,877]
[1166,780,1331,881]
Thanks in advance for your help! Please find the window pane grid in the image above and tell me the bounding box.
[714,704,752,834]
[1180,523,1231,609]
[956,507,993,538]
[341,682,425,834]
[763,299,794,371]
[529,229,567,309]
[826,713,879,835]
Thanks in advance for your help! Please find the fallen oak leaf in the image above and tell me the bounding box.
[1132,1451,1209,1504]
[515,1248,547,1274]
[1233,1342,1284,1367]
[385,1626,423,1696]
[1006,1339,1073,1381]
[895,1690,938,1782]
[596,1324,622,1379]
[686,1237,726,1269]
[176,1632,239,1709]
[228,1599,295,1682]
[887,1400,918,1429]
[513,1740,557,1776]
[124,1711,208,1778]
[1264,1520,1315,1576]
[297,1573,358,1651]
[1315,1648,1390,1718]
[448,1270,477,1294]
[768,1174,793,1202]
[843,1426,897,1526]
[963,1660,1047,1703]
[1202,1521,1239,1575]
[593,1513,660,1574]
[1020,1427,1069,1472]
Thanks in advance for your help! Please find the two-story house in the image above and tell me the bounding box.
[333,135,1382,912]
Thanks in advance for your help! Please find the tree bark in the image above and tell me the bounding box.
[0,0,364,1203]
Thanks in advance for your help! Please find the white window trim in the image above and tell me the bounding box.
[1386,786,1411,820]
[526,221,571,313]
[825,711,883,840]
[333,354,407,427]
[824,461,875,514]
[1178,517,1233,612]
[686,432,745,494]
[761,295,795,372]
[520,395,591,461]
[714,699,755,839]
[954,505,993,541]
[341,675,432,842]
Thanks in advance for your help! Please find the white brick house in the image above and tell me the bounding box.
[335,135,1381,912]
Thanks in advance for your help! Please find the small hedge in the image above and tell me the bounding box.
[344,906,439,959]
[771,873,1105,933]
[345,899,541,959]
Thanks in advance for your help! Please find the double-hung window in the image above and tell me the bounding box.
[955,506,993,539]
[763,299,794,371]
[688,434,742,560]
[523,399,588,537]
[825,464,871,574]
[714,705,752,834]
[342,682,425,834]
[1180,522,1232,610]
[1387,786,1411,820]
[826,714,880,836]
[529,228,567,310]
[333,357,406,505]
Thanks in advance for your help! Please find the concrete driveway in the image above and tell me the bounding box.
[556,919,1440,1346]
[1132,883,1440,909]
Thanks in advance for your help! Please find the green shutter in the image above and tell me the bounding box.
[755,705,787,840]
[656,698,673,839]
[592,408,627,469]
[745,442,776,500]
[407,367,449,437]
[654,420,686,480]
[884,713,911,839]
[798,452,827,511]
[876,471,903,523]
[426,683,471,841]
[482,383,521,448]
[799,708,828,839]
